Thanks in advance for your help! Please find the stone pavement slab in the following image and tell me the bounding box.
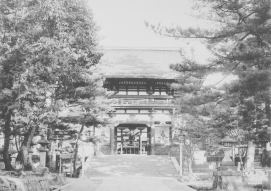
[61,177,196,191]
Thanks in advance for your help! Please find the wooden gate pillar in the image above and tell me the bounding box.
[110,126,115,155]
[149,110,155,155]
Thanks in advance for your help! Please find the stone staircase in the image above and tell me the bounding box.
[85,155,178,177]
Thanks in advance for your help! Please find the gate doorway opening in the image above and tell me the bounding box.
[116,123,150,155]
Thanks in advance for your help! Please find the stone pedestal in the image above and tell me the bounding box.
[39,147,48,167]
[262,171,271,190]
[213,171,244,191]
[38,150,47,167]
[213,149,246,191]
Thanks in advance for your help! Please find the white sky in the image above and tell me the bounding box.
[87,0,198,48]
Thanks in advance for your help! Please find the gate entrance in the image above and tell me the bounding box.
[116,123,150,155]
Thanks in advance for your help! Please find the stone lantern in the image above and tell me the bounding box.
[37,135,49,167]
[213,136,245,191]
[70,140,77,150]
[219,136,237,165]
[54,128,60,135]
[219,136,236,147]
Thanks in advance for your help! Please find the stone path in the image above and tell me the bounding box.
[61,155,196,191]
[86,155,177,177]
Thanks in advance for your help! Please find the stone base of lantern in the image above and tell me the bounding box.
[213,171,245,191]
[38,150,47,168]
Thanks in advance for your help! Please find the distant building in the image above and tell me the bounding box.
[98,47,182,155]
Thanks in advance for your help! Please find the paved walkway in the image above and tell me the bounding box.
[86,155,177,177]
[61,155,196,191]
[61,177,196,191]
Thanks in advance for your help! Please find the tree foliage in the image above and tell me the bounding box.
[0,0,109,170]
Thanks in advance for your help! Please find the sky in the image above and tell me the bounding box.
[87,0,198,48]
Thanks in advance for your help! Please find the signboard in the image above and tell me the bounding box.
[78,144,94,157]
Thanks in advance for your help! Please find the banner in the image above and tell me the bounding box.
[155,126,170,145]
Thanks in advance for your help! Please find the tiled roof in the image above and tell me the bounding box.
[99,47,183,79]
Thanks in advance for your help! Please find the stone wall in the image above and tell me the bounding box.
[0,176,49,191]
[23,177,50,191]
[0,168,66,191]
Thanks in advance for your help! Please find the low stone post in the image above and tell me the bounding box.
[39,152,46,167]
[37,135,50,167]
[213,149,246,191]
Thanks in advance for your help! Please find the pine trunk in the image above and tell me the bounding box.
[16,125,37,169]
[266,97,271,128]
[3,113,13,171]
[73,124,84,177]
[17,146,29,169]
[46,128,53,169]
[245,141,255,171]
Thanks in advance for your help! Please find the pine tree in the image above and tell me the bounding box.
[149,0,271,171]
